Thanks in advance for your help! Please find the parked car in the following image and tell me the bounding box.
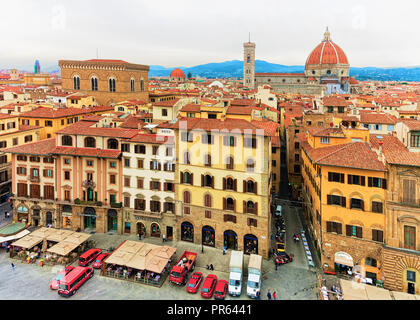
[50,266,75,290]
[201,274,218,298]
[78,248,102,267]
[186,272,203,293]
[214,279,228,300]
[92,252,110,269]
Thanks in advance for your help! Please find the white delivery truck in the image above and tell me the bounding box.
[228,250,243,297]
[247,254,262,298]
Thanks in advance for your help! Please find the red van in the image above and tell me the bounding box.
[78,248,101,266]
[58,266,93,297]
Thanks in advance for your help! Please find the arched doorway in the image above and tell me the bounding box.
[107,209,118,232]
[181,221,194,242]
[32,209,40,226]
[334,251,354,275]
[202,225,215,247]
[224,230,238,250]
[17,206,28,223]
[45,211,53,226]
[151,223,161,237]
[244,234,258,255]
[84,207,96,230]
[86,187,94,201]
[137,222,146,236]
[62,205,72,229]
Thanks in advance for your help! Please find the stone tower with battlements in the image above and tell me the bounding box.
[243,41,256,89]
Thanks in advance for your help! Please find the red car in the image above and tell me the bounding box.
[92,252,110,269]
[186,272,203,293]
[214,279,228,300]
[50,266,75,290]
[78,248,101,267]
[201,274,218,299]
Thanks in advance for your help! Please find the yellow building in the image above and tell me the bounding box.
[0,113,41,203]
[19,105,114,139]
[166,117,273,258]
[114,99,149,114]
[66,93,97,108]
[299,127,387,283]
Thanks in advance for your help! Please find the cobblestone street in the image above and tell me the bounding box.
[0,203,317,300]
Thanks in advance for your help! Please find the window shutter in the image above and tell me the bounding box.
[234,179,237,191]
[348,175,352,184]
[190,173,193,185]
[346,225,352,236]
[378,230,383,242]
[356,227,362,238]
[243,201,247,213]
[254,182,257,194]
[223,136,227,146]
[158,163,161,171]
[164,183,167,191]
[180,172,183,184]
[341,197,346,208]
[368,177,372,187]
[233,137,236,147]
[150,181,153,189]
[247,218,251,226]
[253,219,257,227]
[138,179,143,189]
[340,173,345,183]
[243,180,247,193]
[327,222,332,232]
[337,223,342,235]
[233,199,236,212]
[223,178,226,190]
[163,163,167,171]
[233,216,237,223]
[360,200,364,211]
[327,195,332,205]
[361,176,365,186]
[328,172,332,182]
[382,179,387,190]
[163,202,167,213]
[211,176,214,189]
[254,202,258,215]
[150,161,153,170]
[201,174,204,187]
[378,202,383,213]
[223,198,226,210]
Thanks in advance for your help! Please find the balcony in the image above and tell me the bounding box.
[29,176,40,183]
[82,180,96,189]
[133,210,163,220]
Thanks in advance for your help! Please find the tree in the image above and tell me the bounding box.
[187,72,192,79]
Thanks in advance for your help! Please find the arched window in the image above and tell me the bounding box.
[183,191,191,204]
[84,137,96,148]
[247,180,255,193]
[204,175,213,187]
[130,78,135,92]
[107,138,118,150]
[61,135,73,146]
[226,156,234,170]
[247,55,250,63]
[226,178,234,190]
[327,70,331,75]
[109,78,116,92]
[204,194,212,207]
[246,201,256,214]
[226,197,235,211]
[91,76,98,91]
[73,76,80,90]
[183,172,192,184]
[140,79,144,92]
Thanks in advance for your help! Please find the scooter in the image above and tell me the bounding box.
[293,233,300,243]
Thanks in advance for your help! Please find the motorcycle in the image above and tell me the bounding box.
[293,233,300,243]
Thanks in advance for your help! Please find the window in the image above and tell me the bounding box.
[17,167,26,175]
[404,226,416,250]
[165,182,174,192]
[350,198,364,210]
[348,174,365,186]
[150,181,160,190]
[17,155,27,161]
[407,271,416,283]
[91,77,98,91]
[225,198,235,211]
[181,132,193,142]
[43,169,53,177]
[223,136,236,146]
[162,109,168,117]
[137,159,144,169]
[328,172,345,183]
[62,135,73,146]
[124,197,130,207]
[371,201,383,213]
[204,154,211,167]
[64,171,70,180]
[368,177,387,189]
[208,113,217,119]
[13,138,18,145]
[182,172,193,184]
[202,175,213,188]
[244,137,257,148]
[121,143,130,152]
[150,160,160,170]
[327,195,346,207]
[403,179,417,204]
[110,161,116,168]
[225,178,235,191]
[318,121,324,127]
[73,76,80,90]
[246,159,255,172]
[295,154,300,162]
[107,139,118,150]
[327,106,334,113]
[372,230,383,243]
[184,152,190,165]
[137,179,143,189]
[326,221,342,234]
[130,78,135,92]
[152,146,159,156]
[109,78,116,92]
[84,137,96,148]
[135,145,146,154]
[202,134,213,144]
[134,199,145,210]
[345,225,363,238]
[110,174,116,184]
[204,194,212,207]
[294,142,300,149]
[166,147,173,157]
[410,132,420,147]
[338,107,345,113]
[320,137,330,144]
[124,158,130,167]
[364,257,378,267]
[183,191,191,204]
[124,177,130,187]
[7,122,15,129]
[226,156,234,170]
[64,158,71,165]
[140,79,144,92]
[30,156,40,162]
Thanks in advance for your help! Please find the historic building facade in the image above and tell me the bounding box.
[59,59,149,105]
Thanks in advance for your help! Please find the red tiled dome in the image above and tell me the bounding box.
[305,29,349,66]
[170,68,186,78]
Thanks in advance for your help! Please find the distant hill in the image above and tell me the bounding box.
[149,60,420,82]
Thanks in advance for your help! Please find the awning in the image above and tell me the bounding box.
[334,251,354,267]
[0,229,30,243]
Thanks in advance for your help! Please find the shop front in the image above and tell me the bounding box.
[181,221,194,242]
[202,226,215,247]
[151,223,161,237]
[244,234,258,255]
[62,205,72,229]
[334,251,354,276]
[16,206,29,223]
[83,207,96,231]
[107,209,118,232]
[224,230,238,250]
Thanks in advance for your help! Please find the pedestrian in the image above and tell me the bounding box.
[223,246,226,255]
[6,212,10,219]
[256,290,261,300]
[273,291,277,300]
[138,233,141,240]
[4,211,6,219]
[11,263,15,271]
[210,264,214,271]
[275,262,278,271]
[267,289,272,300]
[162,234,166,242]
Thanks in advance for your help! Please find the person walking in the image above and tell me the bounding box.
[138,232,141,240]
[162,234,166,242]
[267,289,272,300]
[273,291,277,300]
[256,290,261,300]
[11,263,15,271]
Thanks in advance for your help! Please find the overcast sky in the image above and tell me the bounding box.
[1,0,419,70]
